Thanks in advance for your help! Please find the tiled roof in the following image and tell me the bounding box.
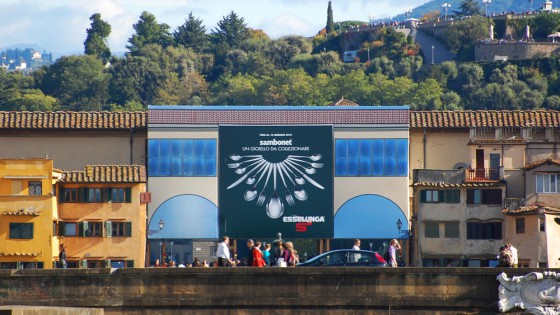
[503,202,560,215]
[148,106,409,125]
[62,165,146,183]
[522,158,560,170]
[0,252,40,257]
[410,110,560,128]
[328,97,359,106]
[413,182,503,188]
[0,111,146,129]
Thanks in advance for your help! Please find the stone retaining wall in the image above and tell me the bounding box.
[0,267,553,314]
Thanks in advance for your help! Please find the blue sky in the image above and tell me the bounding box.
[0,0,429,53]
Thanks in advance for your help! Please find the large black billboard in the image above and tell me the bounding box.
[219,125,333,239]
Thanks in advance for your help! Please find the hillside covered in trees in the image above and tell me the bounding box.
[3,3,560,111]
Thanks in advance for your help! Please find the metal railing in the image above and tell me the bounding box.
[465,168,500,181]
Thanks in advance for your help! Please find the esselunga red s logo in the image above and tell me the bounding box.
[283,215,326,232]
[295,222,312,232]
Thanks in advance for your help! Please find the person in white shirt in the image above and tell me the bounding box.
[352,239,361,262]
[216,236,234,267]
[506,243,518,268]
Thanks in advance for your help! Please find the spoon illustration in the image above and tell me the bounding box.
[288,154,322,161]
[229,154,262,161]
[266,164,284,219]
[287,157,324,168]
[294,188,308,201]
[244,163,271,201]
[286,159,317,175]
[279,161,305,185]
[227,157,262,168]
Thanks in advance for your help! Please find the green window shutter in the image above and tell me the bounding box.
[78,222,85,237]
[81,260,88,269]
[126,260,134,268]
[59,222,66,236]
[125,188,132,203]
[59,188,65,203]
[105,221,112,238]
[438,190,446,203]
[79,188,86,202]
[105,260,111,268]
[420,190,427,203]
[102,188,108,203]
[125,222,132,237]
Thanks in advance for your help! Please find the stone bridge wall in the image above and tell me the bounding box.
[0,267,554,314]
[475,42,560,61]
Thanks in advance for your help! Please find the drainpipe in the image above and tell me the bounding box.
[130,128,134,164]
[423,128,427,169]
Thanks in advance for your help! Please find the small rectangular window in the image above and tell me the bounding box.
[109,188,125,203]
[112,222,125,237]
[467,221,502,240]
[83,222,102,237]
[540,218,545,232]
[61,222,77,237]
[425,222,440,238]
[421,190,442,203]
[516,218,525,234]
[9,223,33,239]
[445,222,460,238]
[28,181,42,196]
[63,188,78,202]
[536,173,559,193]
[445,190,460,203]
[85,188,102,203]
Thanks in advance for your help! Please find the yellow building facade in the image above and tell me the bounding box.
[0,159,61,269]
[57,165,147,268]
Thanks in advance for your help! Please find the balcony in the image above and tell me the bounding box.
[464,168,502,182]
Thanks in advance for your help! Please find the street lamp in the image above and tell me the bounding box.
[369,243,373,251]
[304,252,308,262]
[367,47,370,63]
[482,0,491,16]
[529,0,534,12]
[396,219,403,234]
[368,13,375,26]
[170,241,174,264]
[442,3,451,21]
[158,219,164,264]
[431,45,435,65]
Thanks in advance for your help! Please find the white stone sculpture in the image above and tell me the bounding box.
[497,271,560,314]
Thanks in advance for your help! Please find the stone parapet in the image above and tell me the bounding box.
[0,267,556,314]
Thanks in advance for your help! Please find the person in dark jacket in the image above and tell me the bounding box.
[246,239,254,266]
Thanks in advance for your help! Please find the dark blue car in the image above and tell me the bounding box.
[296,249,388,267]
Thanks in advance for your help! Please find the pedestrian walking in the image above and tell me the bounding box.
[388,239,401,267]
[216,236,234,267]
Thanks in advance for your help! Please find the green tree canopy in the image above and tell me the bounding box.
[212,11,250,51]
[173,12,209,53]
[41,55,108,110]
[127,11,172,55]
[84,13,112,64]
[456,0,482,17]
[326,1,335,34]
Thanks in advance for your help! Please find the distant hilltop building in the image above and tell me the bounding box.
[0,48,53,72]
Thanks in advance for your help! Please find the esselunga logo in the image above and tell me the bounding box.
[259,139,293,146]
[283,216,325,223]
[283,216,326,232]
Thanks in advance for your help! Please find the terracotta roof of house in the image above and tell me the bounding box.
[62,165,146,183]
[522,158,560,170]
[328,97,359,106]
[503,202,560,215]
[0,252,40,257]
[410,110,560,128]
[413,182,504,188]
[0,111,146,129]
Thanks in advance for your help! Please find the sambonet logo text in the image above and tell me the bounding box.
[259,139,293,146]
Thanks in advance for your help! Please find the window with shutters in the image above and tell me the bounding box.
[28,181,42,196]
[466,221,502,239]
[445,190,460,203]
[421,190,442,203]
[425,222,440,238]
[109,188,125,203]
[9,223,33,239]
[80,222,101,237]
[111,222,132,237]
[62,188,78,202]
[466,189,502,205]
[445,222,460,238]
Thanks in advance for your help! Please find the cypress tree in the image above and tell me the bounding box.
[326,1,334,34]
